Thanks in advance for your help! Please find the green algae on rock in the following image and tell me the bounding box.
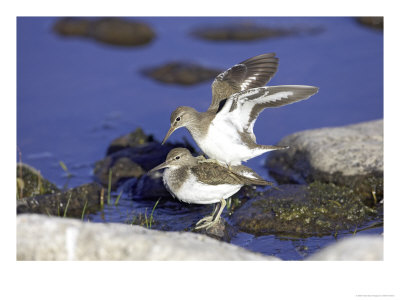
[266,120,383,206]
[231,183,379,237]
[17,163,60,199]
[17,182,103,218]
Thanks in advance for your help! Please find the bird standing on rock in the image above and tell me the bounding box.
[162,53,319,166]
[149,148,273,230]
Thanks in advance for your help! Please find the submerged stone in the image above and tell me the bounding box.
[231,183,379,237]
[192,22,323,41]
[53,17,155,46]
[142,62,222,85]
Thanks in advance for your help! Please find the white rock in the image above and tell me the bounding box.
[17,214,279,261]
[307,235,383,261]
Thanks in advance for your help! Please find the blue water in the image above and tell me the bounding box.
[17,17,383,259]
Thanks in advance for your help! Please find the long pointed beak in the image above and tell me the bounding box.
[148,161,170,174]
[161,126,176,145]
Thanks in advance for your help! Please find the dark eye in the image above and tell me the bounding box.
[176,117,181,122]
[175,156,180,160]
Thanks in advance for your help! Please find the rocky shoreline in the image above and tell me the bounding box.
[16,119,384,260]
[17,214,382,261]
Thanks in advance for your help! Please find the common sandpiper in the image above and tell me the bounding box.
[149,148,273,230]
[162,53,319,166]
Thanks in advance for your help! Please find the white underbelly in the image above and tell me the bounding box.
[198,122,265,165]
[165,172,241,205]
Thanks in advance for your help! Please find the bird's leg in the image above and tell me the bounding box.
[195,198,226,230]
[195,202,220,226]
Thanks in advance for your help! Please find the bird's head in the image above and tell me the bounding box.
[162,106,197,145]
[148,148,195,173]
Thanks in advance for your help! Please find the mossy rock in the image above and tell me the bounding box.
[17,182,103,218]
[266,120,384,206]
[16,163,60,199]
[231,183,379,237]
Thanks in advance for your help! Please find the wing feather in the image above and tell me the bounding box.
[215,85,319,138]
[209,53,279,112]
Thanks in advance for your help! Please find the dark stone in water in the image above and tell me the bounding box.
[231,183,379,237]
[17,182,103,218]
[52,17,91,36]
[16,163,60,199]
[356,17,383,31]
[106,128,153,155]
[193,218,237,243]
[127,173,171,200]
[142,62,222,85]
[93,156,144,190]
[191,22,323,42]
[94,127,195,190]
[53,17,155,46]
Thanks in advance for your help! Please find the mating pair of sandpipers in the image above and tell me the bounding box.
[149,53,318,230]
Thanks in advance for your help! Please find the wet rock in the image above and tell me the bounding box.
[53,17,91,36]
[17,214,278,260]
[17,182,103,218]
[307,235,383,261]
[126,172,170,199]
[93,156,144,189]
[106,127,152,155]
[266,120,383,206]
[16,163,59,199]
[192,22,323,42]
[53,17,155,46]
[194,218,237,243]
[142,62,222,85]
[356,17,383,31]
[94,127,195,191]
[231,183,378,237]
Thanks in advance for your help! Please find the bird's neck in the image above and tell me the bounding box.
[186,111,213,140]
[164,166,190,191]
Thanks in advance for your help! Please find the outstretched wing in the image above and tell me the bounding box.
[216,85,319,139]
[209,53,279,112]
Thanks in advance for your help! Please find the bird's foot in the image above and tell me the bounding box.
[194,198,226,230]
[194,216,221,230]
[195,215,213,226]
